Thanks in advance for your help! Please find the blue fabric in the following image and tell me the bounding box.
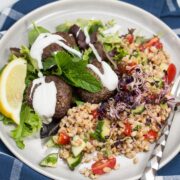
[0,0,180,179]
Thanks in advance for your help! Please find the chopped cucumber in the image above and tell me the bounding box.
[40,153,58,167]
[160,103,168,109]
[46,137,58,148]
[154,77,163,88]
[132,105,145,115]
[91,120,110,141]
[71,136,86,157]
[100,120,110,140]
[157,80,163,88]
[67,154,82,170]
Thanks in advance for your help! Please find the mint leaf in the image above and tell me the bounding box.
[42,57,56,71]
[64,67,102,93]
[11,104,42,149]
[28,23,49,45]
[55,52,102,93]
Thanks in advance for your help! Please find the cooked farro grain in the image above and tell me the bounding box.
[54,24,174,179]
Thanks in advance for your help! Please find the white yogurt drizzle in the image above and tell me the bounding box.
[76,28,81,38]
[84,27,102,62]
[103,24,121,35]
[83,27,118,91]
[87,61,118,91]
[30,33,82,69]
[30,77,57,123]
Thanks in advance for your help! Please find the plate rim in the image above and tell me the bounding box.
[0,0,180,179]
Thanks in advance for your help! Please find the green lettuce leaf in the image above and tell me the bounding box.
[11,104,42,149]
[20,46,39,72]
[98,32,121,44]
[0,113,13,125]
[56,19,103,33]
[28,23,49,46]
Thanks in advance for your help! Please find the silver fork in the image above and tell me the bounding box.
[140,73,180,180]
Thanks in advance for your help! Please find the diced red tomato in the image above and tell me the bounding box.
[124,123,132,136]
[145,37,159,48]
[144,130,158,140]
[117,63,126,75]
[155,41,163,49]
[139,37,163,51]
[91,109,99,119]
[139,44,145,51]
[127,61,137,67]
[167,63,176,84]
[91,157,116,175]
[117,61,137,75]
[58,132,70,145]
[126,34,134,44]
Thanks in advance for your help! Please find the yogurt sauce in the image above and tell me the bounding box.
[30,77,57,123]
[84,27,118,91]
[76,28,81,38]
[30,33,82,69]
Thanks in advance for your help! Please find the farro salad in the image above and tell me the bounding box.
[0,19,177,178]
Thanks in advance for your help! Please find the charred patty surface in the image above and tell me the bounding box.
[77,59,115,103]
[42,32,77,59]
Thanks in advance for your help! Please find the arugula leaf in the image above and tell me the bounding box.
[28,23,49,46]
[11,104,42,149]
[54,52,102,93]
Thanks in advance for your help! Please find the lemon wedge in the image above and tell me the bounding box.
[0,59,27,124]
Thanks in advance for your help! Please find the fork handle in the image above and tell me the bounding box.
[140,110,175,180]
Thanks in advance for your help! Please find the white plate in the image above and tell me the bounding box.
[0,0,180,179]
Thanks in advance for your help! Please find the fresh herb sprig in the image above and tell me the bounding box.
[54,51,102,93]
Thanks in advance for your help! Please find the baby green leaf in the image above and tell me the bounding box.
[28,23,49,46]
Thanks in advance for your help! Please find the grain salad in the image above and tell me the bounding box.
[53,21,175,178]
[0,18,176,178]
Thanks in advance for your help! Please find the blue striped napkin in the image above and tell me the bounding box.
[0,0,180,180]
